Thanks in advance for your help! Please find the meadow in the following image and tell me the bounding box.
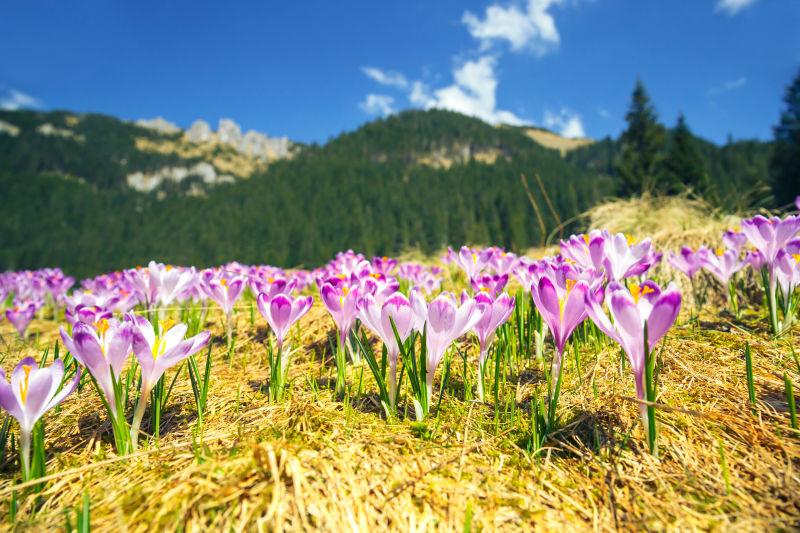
[1,196,799,531]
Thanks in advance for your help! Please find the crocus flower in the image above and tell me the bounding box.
[774,248,800,296]
[701,248,744,285]
[358,292,415,405]
[722,229,747,252]
[66,304,113,327]
[741,215,800,266]
[256,293,313,351]
[5,302,36,338]
[467,291,515,401]
[319,281,361,349]
[60,319,132,414]
[414,293,485,403]
[201,273,245,346]
[489,252,519,277]
[560,230,607,271]
[0,358,80,479]
[201,274,245,317]
[126,261,196,309]
[668,246,708,279]
[129,315,210,396]
[470,273,509,298]
[371,256,398,275]
[128,315,210,448]
[602,234,660,281]
[585,281,681,432]
[454,246,494,279]
[530,269,590,377]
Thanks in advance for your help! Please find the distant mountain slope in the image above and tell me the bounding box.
[0,110,296,196]
[0,108,773,277]
[565,134,774,209]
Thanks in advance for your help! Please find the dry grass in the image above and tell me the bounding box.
[2,197,800,531]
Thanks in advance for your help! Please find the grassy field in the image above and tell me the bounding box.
[1,197,800,531]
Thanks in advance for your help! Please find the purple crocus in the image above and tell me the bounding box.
[128,315,210,448]
[530,269,590,378]
[741,215,800,266]
[668,246,708,279]
[585,281,681,435]
[722,229,747,252]
[60,319,132,414]
[454,246,494,280]
[602,233,660,281]
[0,358,80,480]
[358,292,415,406]
[256,293,313,351]
[201,272,245,346]
[319,281,361,349]
[560,230,608,272]
[701,248,744,285]
[371,256,398,275]
[414,293,485,404]
[467,291,515,401]
[470,273,509,298]
[5,302,36,339]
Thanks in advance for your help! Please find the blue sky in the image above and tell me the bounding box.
[1,0,798,144]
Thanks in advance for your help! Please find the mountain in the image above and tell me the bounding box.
[0,108,772,278]
[0,110,296,197]
[565,134,774,210]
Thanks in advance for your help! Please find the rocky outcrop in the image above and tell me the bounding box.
[135,117,181,134]
[184,118,292,161]
[126,162,235,193]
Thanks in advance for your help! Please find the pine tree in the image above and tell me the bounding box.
[664,113,714,199]
[616,79,667,195]
[771,67,800,206]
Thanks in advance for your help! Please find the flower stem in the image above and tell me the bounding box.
[130,388,149,451]
[19,429,31,482]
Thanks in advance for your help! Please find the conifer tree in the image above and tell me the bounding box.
[616,79,667,195]
[771,67,800,206]
[664,113,714,198]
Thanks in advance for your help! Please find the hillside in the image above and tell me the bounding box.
[0,108,773,278]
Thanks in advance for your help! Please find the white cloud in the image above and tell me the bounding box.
[543,108,586,138]
[361,67,408,89]
[414,56,528,126]
[597,107,611,119]
[0,87,42,110]
[462,0,564,55]
[707,77,747,96]
[715,0,759,15]
[359,94,396,116]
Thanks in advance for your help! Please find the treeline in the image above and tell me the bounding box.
[0,110,614,278]
[565,80,776,210]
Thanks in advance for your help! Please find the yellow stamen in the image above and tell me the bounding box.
[382,256,389,261]
[626,234,636,245]
[19,365,32,405]
[267,277,276,283]
[220,278,228,287]
[370,273,381,279]
[472,253,478,264]
[583,234,590,245]
[160,318,175,333]
[559,279,577,320]
[166,265,173,271]
[94,319,110,336]
[480,287,491,293]
[630,284,655,304]
[715,247,725,257]
[793,254,800,264]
